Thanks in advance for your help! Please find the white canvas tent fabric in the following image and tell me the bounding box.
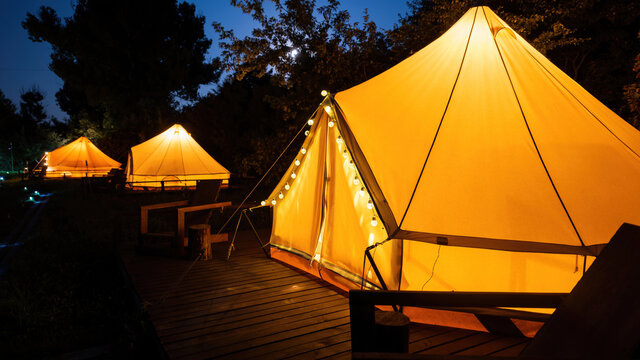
[125,124,230,188]
[44,136,121,177]
[267,6,640,299]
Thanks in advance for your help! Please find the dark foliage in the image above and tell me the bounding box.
[22,0,221,158]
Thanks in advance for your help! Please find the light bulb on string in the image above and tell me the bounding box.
[367,199,374,209]
[328,120,335,127]
[308,119,314,126]
[324,105,332,115]
[305,130,309,136]
[342,150,348,159]
[294,159,300,166]
[349,160,355,169]
[321,90,328,97]
[301,148,307,155]
[291,172,296,179]
[284,183,290,190]
[359,187,365,196]
[271,199,277,206]
[371,217,378,227]
[261,200,266,206]
[278,192,284,199]
[336,136,342,144]
[353,177,360,186]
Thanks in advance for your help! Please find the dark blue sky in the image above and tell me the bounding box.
[0,0,409,121]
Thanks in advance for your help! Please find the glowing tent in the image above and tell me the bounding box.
[125,124,230,188]
[267,6,640,306]
[43,136,121,177]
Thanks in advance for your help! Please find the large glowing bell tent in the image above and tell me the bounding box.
[265,6,640,327]
[42,136,121,177]
[125,124,230,189]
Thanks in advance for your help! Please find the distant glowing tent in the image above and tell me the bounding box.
[125,124,230,188]
[267,5,640,311]
[44,136,121,177]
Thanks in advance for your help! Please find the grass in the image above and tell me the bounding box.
[0,178,192,358]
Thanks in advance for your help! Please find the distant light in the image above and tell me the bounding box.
[291,172,296,179]
[294,159,301,166]
[261,200,266,206]
[321,90,328,97]
[0,176,4,181]
[34,191,39,196]
[301,148,307,155]
[284,183,290,190]
[278,192,284,199]
[24,187,28,191]
[324,106,332,115]
[367,200,374,209]
[271,199,277,205]
[371,217,378,227]
[29,196,34,202]
[308,119,314,126]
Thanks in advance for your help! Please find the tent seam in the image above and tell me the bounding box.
[484,6,586,249]
[396,7,479,231]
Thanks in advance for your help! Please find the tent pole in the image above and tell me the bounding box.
[226,212,243,260]
[365,245,399,312]
[243,209,270,258]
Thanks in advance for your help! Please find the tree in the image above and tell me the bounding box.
[0,89,65,171]
[624,32,640,129]
[213,0,393,121]
[23,0,220,142]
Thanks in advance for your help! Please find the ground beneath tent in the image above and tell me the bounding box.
[122,229,530,359]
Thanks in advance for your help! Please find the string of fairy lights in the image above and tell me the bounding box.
[264,91,386,271]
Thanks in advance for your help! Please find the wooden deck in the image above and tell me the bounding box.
[122,230,530,359]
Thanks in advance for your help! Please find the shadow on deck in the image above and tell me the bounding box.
[122,229,528,359]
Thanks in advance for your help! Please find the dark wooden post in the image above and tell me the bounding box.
[188,224,212,260]
[374,311,410,353]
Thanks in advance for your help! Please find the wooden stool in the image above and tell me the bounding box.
[188,224,212,260]
[374,310,410,353]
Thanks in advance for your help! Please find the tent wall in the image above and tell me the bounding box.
[125,124,230,188]
[44,137,120,177]
[270,107,398,290]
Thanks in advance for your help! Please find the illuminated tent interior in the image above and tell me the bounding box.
[43,136,121,177]
[266,6,640,330]
[125,124,230,188]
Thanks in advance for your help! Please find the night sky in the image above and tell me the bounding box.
[0,0,409,121]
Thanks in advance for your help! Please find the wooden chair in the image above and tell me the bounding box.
[350,223,640,359]
[139,179,231,254]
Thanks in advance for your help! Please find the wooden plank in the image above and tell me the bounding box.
[173,316,351,360]
[419,333,498,355]
[215,324,351,360]
[162,298,349,345]
[410,329,477,354]
[489,341,528,356]
[453,337,529,356]
[154,288,343,335]
[166,309,350,354]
